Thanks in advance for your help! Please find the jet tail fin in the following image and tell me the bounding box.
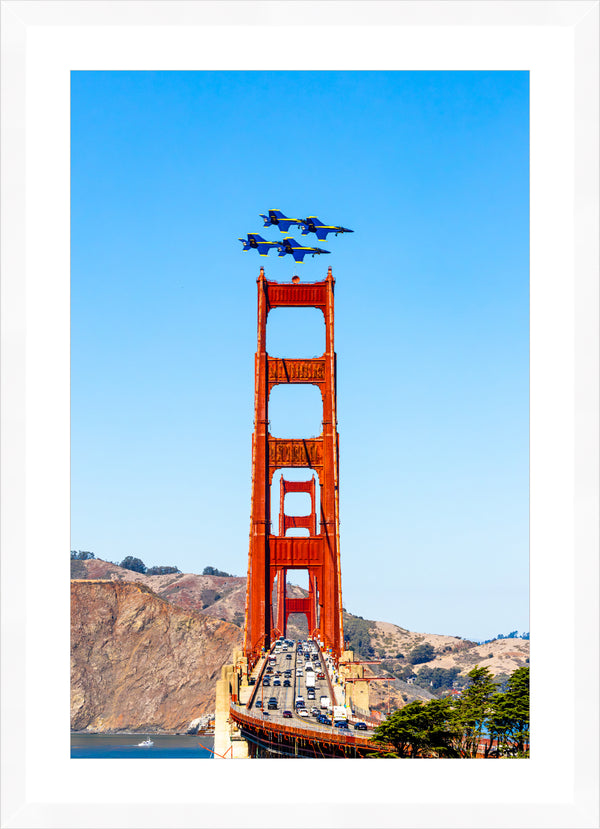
[303,217,329,240]
[277,221,295,233]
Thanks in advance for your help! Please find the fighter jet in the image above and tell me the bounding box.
[259,209,305,233]
[276,237,330,263]
[300,216,354,241]
[238,233,281,256]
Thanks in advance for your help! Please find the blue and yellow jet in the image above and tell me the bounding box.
[238,233,281,257]
[276,237,330,263]
[259,209,305,233]
[300,216,354,241]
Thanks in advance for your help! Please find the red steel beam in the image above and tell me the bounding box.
[344,676,395,682]
[342,661,382,665]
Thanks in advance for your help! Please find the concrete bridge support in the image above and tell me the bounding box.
[213,654,249,759]
[339,650,371,717]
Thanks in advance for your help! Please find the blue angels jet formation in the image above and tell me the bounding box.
[260,209,354,241]
[239,209,353,263]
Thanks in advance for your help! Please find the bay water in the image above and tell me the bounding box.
[71,732,214,759]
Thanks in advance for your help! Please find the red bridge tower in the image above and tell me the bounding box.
[243,267,344,664]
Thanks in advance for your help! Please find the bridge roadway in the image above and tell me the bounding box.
[230,640,377,757]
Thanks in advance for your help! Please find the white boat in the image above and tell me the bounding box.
[137,739,154,747]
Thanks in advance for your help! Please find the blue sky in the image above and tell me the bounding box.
[71,70,529,641]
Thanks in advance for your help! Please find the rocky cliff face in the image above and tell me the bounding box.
[71,579,242,732]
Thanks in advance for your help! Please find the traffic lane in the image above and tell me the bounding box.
[251,645,371,735]
[298,651,373,735]
[292,656,334,731]
[260,645,337,730]
[256,648,296,723]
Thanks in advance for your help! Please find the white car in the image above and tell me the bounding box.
[298,709,309,717]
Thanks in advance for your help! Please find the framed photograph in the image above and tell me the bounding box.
[1,1,597,827]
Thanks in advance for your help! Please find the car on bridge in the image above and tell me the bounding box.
[263,678,270,686]
[282,710,292,718]
[334,720,350,729]
[268,698,278,710]
[353,722,367,730]
[317,672,325,679]
[273,679,281,686]
[283,679,291,687]
[298,709,309,718]
[317,715,332,725]
[255,700,262,708]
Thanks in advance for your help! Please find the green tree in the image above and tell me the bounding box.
[370,697,459,758]
[408,643,435,664]
[488,667,530,757]
[119,556,147,574]
[202,566,232,577]
[415,666,460,692]
[453,666,499,757]
[145,565,181,575]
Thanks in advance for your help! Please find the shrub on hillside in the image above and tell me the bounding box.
[415,666,460,692]
[408,643,435,664]
[342,613,377,660]
[146,566,181,576]
[119,556,147,574]
[202,566,233,577]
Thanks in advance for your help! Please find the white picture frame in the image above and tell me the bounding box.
[1,2,597,827]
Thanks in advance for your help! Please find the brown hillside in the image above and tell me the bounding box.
[71,558,247,623]
[71,558,529,725]
[71,580,242,732]
[369,619,529,676]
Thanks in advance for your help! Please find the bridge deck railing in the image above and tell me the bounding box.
[229,702,377,750]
